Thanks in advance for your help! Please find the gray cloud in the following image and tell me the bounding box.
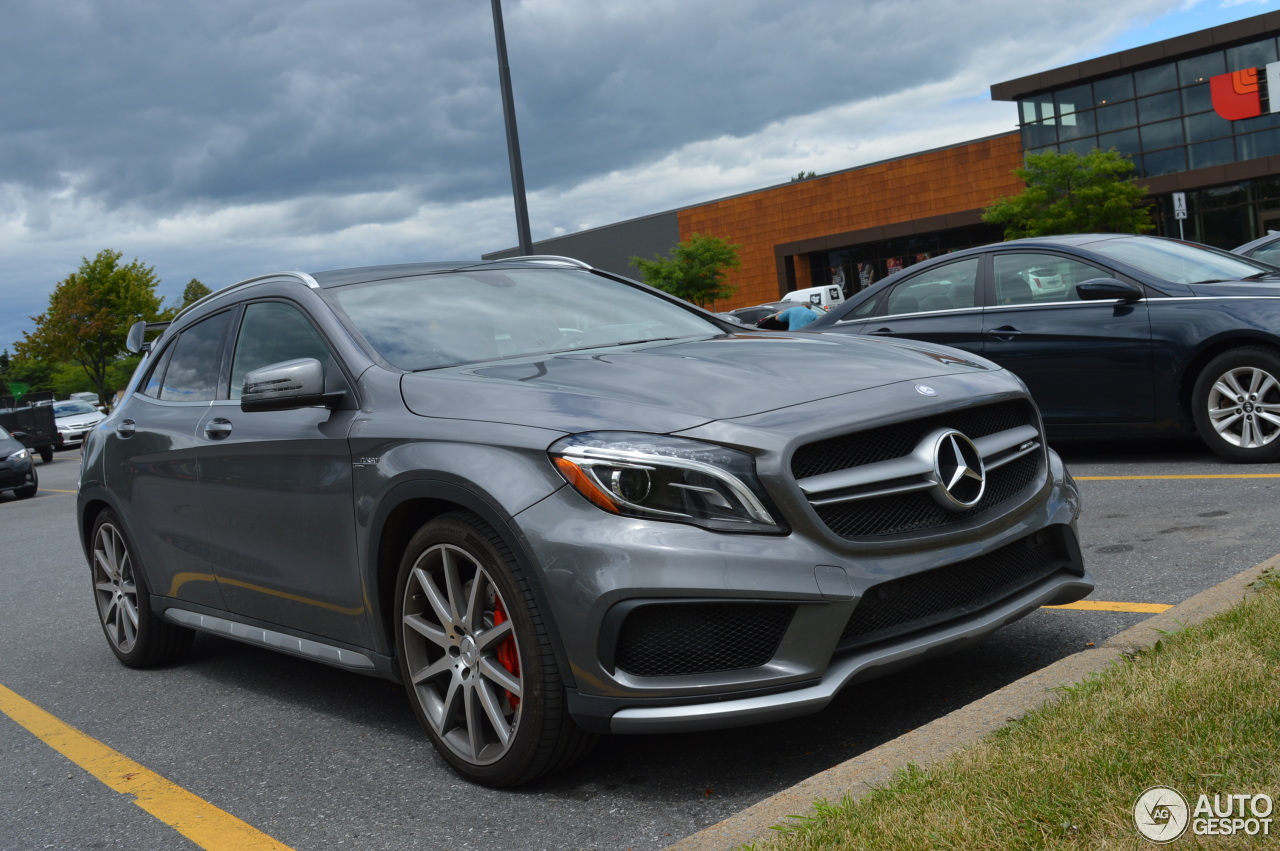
[0,0,1238,349]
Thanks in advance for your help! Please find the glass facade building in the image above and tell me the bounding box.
[993,15,1280,251]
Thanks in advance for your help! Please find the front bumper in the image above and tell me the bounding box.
[516,448,1088,735]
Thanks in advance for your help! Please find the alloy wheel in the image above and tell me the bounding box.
[400,543,523,767]
[93,522,140,653]
[1206,365,1280,448]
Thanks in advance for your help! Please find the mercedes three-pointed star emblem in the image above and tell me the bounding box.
[930,430,986,510]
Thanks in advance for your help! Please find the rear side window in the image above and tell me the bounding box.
[884,258,980,315]
[155,311,233,402]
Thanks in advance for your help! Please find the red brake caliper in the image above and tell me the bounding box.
[492,598,521,710]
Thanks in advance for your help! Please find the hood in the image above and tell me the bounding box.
[400,332,995,434]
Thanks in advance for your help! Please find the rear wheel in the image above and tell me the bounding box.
[394,512,593,786]
[1192,347,1280,462]
[38,445,53,463]
[90,509,194,667]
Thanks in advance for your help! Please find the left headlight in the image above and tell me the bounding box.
[6,448,30,463]
[549,432,785,534]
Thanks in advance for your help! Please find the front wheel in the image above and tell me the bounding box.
[90,509,194,667]
[1192,347,1280,462]
[394,512,594,786]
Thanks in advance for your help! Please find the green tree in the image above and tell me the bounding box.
[791,170,817,182]
[630,234,743,308]
[15,250,165,402]
[982,148,1153,239]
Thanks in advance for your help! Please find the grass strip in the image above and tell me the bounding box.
[749,574,1280,850]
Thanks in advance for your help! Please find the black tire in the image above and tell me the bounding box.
[90,508,194,667]
[394,511,594,787]
[14,466,37,499]
[38,445,53,463]
[1192,347,1280,463]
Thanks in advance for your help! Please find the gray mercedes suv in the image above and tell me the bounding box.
[77,256,1091,786]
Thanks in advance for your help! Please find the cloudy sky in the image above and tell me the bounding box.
[1,0,1273,351]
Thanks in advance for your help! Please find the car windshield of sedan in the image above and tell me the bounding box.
[1087,237,1278,285]
[329,267,723,370]
[53,401,98,417]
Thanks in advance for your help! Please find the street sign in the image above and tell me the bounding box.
[1173,191,1187,220]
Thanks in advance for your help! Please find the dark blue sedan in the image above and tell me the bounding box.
[807,234,1280,462]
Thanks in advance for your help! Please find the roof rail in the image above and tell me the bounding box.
[173,271,320,323]
[462,255,594,271]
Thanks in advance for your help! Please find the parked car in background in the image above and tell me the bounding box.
[53,399,106,449]
[1232,231,1280,266]
[808,234,1280,462]
[69,391,108,413]
[78,256,1089,786]
[0,425,38,499]
[723,300,792,326]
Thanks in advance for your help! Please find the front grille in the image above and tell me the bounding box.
[838,529,1073,651]
[792,400,1032,479]
[815,453,1040,538]
[614,602,796,677]
[791,400,1044,539]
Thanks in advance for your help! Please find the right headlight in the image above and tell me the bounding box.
[549,432,786,534]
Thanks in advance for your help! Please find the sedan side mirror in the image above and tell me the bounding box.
[1076,277,1144,302]
[241,358,344,412]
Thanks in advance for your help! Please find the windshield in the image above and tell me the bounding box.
[1086,236,1277,285]
[54,401,98,416]
[0,425,10,440]
[330,268,723,370]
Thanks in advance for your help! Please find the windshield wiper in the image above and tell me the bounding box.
[1242,271,1280,281]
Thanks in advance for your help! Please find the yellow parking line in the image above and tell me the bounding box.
[0,683,293,851]
[1043,600,1173,613]
[1076,474,1280,480]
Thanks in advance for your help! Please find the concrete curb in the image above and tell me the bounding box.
[664,554,1280,851]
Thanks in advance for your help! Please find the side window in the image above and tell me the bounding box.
[229,302,333,400]
[138,341,176,399]
[993,254,1109,305]
[158,311,233,402]
[884,258,980,315]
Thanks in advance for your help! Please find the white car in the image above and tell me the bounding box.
[52,400,105,448]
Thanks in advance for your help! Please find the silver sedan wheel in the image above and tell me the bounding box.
[1206,364,1280,448]
[92,521,140,654]
[401,543,523,767]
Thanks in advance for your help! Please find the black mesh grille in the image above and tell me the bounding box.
[790,400,1043,539]
[614,602,796,677]
[791,400,1033,479]
[815,452,1041,538]
[839,529,1073,650]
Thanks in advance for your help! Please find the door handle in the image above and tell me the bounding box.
[986,326,1024,341]
[115,419,136,438]
[868,328,896,336]
[204,418,234,440]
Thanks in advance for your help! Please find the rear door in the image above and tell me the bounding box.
[849,256,986,356]
[102,310,235,610]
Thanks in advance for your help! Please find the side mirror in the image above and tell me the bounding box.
[1076,277,1144,302]
[241,358,343,412]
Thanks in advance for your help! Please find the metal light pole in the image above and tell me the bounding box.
[491,0,532,256]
